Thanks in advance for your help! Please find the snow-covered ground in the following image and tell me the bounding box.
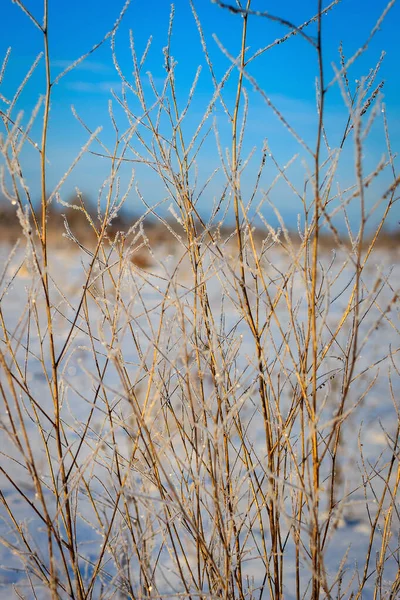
[0,240,399,599]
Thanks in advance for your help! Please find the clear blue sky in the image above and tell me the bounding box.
[1,0,400,231]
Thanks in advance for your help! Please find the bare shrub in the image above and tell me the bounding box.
[1,1,399,599]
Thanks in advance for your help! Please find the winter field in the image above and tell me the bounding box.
[1,0,400,597]
[0,235,399,599]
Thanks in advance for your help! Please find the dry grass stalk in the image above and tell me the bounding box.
[0,1,399,599]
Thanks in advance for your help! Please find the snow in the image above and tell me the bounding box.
[0,241,399,599]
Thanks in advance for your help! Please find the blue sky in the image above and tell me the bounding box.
[1,0,400,231]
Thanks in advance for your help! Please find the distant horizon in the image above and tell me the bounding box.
[1,190,399,238]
